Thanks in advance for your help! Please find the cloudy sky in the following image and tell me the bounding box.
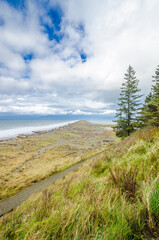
[0,0,159,117]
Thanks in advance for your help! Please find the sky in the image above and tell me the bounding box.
[0,0,159,118]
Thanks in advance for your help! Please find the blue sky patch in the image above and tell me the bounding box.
[42,23,63,42]
[40,5,63,42]
[43,23,54,41]
[4,0,25,9]
[80,52,87,63]
[22,75,30,79]
[48,7,63,32]
[53,32,64,43]
[23,54,33,62]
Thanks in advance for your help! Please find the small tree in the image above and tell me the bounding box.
[141,65,159,126]
[114,65,142,137]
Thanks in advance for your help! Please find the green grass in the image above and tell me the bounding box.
[0,127,159,239]
[150,180,159,219]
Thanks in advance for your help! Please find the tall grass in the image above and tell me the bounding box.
[109,166,138,200]
[149,180,159,221]
[0,127,158,239]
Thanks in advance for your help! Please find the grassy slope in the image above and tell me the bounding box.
[0,127,159,239]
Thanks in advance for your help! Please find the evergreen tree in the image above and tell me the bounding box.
[140,92,153,126]
[114,65,142,137]
[141,65,159,126]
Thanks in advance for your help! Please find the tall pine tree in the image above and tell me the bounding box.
[141,65,159,126]
[140,92,153,126]
[114,65,142,137]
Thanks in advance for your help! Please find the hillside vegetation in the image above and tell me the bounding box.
[0,127,159,239]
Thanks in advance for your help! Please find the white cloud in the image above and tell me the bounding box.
[0,0,159,115]
[0,76,31,94]
[100,110,116,115]
[72,109,92,115]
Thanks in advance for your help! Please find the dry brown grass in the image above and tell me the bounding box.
[0,121,115,199]
[109,166,138,200]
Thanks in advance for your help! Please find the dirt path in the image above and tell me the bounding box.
[0,152,103,217]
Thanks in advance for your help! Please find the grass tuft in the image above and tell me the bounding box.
[109,166,138,200]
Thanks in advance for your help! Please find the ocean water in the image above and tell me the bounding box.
[0,119,113,139]
[88,119,113,125]
[0,120,78,139]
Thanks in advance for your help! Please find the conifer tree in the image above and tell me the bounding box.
[140,92,153,126]
[114,65,142,137]
[141,65,159,126]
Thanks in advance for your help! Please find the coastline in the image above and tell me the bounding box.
[0,120,115,200]
[0,120,79,140]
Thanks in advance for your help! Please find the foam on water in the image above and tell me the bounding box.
[0,120,78,139]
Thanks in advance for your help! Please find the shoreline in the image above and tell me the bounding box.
[0,120,114,143]
[0,120,115,200]
[0,120,79,142]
